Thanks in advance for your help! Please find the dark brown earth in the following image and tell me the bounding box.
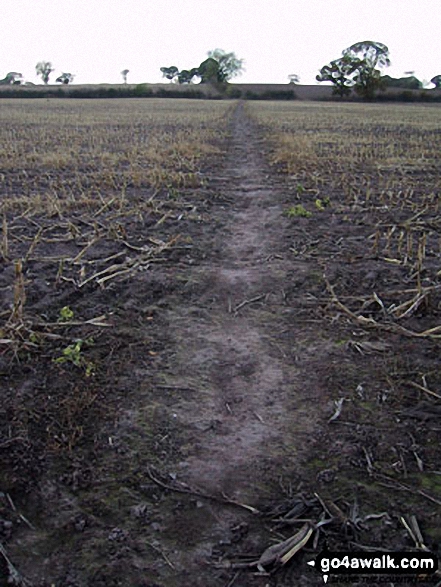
[1,103,440,586]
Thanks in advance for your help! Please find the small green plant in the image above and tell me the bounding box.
[315,197,330,211]
[55,340,83,366]
[58,305,74,322]
[28,332,41,345]
[54,338,94,376]
[296,183,305,195]
[285,204,312,218]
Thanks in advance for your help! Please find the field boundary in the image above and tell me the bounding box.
[1,82,441,102]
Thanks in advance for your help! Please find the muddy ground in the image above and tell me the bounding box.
[1,103,440,586]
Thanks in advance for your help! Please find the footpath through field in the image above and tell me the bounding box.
[141,103,331,585]
[5,101,440,586]
[163,103,322,499]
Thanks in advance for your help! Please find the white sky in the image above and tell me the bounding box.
[3,0,440,86]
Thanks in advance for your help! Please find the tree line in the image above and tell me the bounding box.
[0,50,244,87]
[0,63,74,86]
[1,44,440,96]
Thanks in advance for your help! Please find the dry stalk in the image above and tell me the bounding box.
[10,259,26,324]
[72,236,101,264]
[93,196,117,217]
[406,229,413,261]
[77,235,179,288]
[35,314,111,328]
[375,473,441,507]
[1,216,8,261]
[0,541,31,586]
[371,229,380,255]
[146,467,260,514]
[397,229,404,257]
[391,291,429,320]
[407,380,441,401]
[400,515,430,551]
[324,275,441,339]
[55,259,65,285]
[415,232,427,293]
[257,523,313,570]
[23,226,44,262]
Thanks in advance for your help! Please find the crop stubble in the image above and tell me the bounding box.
[0,98,441,585]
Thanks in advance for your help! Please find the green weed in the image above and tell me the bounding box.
[58,306,74,322]
[285,204,312,218]
[315,197,330,211]
[54,338,94,376]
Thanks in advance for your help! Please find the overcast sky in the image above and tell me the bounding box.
[3,0,440,86]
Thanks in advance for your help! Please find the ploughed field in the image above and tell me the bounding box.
[0,98,440,586]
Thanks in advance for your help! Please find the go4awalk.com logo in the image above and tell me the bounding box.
[307,548,438,583]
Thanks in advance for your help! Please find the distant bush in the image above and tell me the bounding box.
[155,87,206,99]
[63,87,130,98]
[225,86,243,99]
[419,91,441,102]
[381,75,422,90]
[244,89,297,100]
[400,90,418,102]
[0,88,47,98]
[134,84,153,97]
[375,89,441,103]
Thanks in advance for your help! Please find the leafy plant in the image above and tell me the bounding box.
[54,338,94,376]
[58,306,74,322]
[315,197,330,211]
[285,204,312,218]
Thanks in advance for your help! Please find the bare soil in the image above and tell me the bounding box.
[1,103,440,586]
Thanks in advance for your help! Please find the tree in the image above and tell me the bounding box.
[430,75,441,89]
[316,56,358,97]
[317,41,390,99]
[177,68,199,84]
[121,69,129,84]
[198,58,220,83]
[342,41,390,99]
[160,66,200,84]
[56,73,75,85]
[160,66,179,82]
[36,61,54,84]
[207,49,244,82]
[0,72,23,85]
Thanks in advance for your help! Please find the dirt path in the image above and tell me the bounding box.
[163,104,320,501]
[126,104,330,586]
